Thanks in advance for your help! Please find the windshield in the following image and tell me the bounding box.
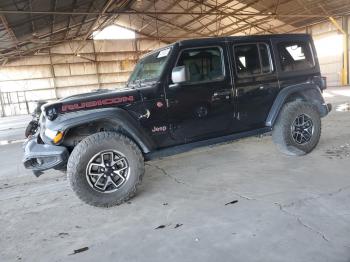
[128,47,172,85]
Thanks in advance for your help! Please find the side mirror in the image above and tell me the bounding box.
[171,66,188,84]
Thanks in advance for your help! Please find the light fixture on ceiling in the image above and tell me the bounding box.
[92,25,136,40]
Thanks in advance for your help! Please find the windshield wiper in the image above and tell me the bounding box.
[129,79,157,89]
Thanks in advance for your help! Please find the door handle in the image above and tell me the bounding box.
[213,90,232,100]
[214,90,232,96]
[166,99,178,107]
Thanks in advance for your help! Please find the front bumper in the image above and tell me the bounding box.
[23,137,69,176]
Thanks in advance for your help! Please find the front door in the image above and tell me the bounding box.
[165,45,234,144]
[230,41,279,131]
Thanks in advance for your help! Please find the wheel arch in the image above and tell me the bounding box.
[266,83,327,127]
[48,108,156,154]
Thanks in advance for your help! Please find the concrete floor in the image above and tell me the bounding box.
[0,88,350,262]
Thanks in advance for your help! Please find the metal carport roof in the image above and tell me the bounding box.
[0,0,349,62]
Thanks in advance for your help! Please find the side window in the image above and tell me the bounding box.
[176,47,224,83]
[234,43,273,77]
[278,41,315,72]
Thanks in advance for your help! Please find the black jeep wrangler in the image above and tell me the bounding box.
[23,34,331,207]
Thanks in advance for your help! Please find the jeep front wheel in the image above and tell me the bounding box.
[272,101,321,156]
[67,132,144,207]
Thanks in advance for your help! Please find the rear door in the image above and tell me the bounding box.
[231,41,279,131]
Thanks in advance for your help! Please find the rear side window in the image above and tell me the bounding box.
[278,41,315,72]
[176,47,224,83]
[234,43,273,77]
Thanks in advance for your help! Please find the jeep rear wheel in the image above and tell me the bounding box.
[272,101,321,156]
[67,132,144,207]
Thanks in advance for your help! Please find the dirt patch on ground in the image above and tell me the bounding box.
[324,143,350,159]
[336,103,350,112]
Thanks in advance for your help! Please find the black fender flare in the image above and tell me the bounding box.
[265,83,328,127]
[45,108,156,153]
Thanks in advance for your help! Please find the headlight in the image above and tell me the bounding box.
[46,107,58,121]
[44,129,64,144]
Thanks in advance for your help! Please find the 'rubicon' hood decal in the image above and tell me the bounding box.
[61,96,135,112]
[43,88,140,116]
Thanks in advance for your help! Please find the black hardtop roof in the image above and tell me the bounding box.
[176,33,311,47]
[141,33,312,59]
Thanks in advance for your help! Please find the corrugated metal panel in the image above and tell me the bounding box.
[0,78,54,92]
[0,65,52,80]
[96,52,138,62]
[99,72,130,83]
[54,62,97,77]
[51,54,96,64]
[50,41,94,54]
[57,85,100,98]
[2,56,51,67]
[55,75,99,88]
[25,89,56,101]
[94,40,135,52]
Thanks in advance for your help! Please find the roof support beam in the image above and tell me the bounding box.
[0,16,98,56]
[0,9,347,18]
[140,0,183,33]
[196,0,266,34]
[50,0,57,41]
[80,0,115,42]
[64,0,78,39]
[224,16,273,35]
[256,2,350,34]
[73,1,96,39]
[149,0,204,36]
[73,0,117,55]
[0,15,20,54]
[131,8,207,38]
[180,0,241,30]
[0,23,168,62]
[176,0,272,37]
[215,0,295,36]
[28,0,36,34]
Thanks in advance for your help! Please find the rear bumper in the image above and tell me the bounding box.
[320,103,332,117]
[23,137,69,176]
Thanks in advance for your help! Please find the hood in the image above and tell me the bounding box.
[60,88,113,102]
[42,87,140,120]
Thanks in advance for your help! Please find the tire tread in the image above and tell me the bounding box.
[67,132,144,207]
[272,100,321,156]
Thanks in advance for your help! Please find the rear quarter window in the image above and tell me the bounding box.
[278,41,315,72]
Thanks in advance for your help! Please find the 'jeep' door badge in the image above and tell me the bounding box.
[152,126,167,133]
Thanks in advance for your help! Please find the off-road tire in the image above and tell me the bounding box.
[67,132,144,207]
[25,120,39,138]
[272,101,321,156]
